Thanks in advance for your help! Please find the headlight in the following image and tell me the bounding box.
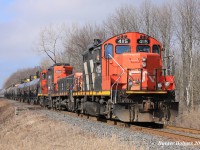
[142,57,147,62]
[128,80,133,86]
[165,82,170,88]
[157,83,162,89]
[142,62,147,67]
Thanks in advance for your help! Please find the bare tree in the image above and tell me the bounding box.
[3,66,41,88]
[40,57,53,70]
[176,0,199,109]
[154,4,174,75]
[104,4,140,37]
[139,0,159,38]
[38,25,65,64]
[63,23,106,71]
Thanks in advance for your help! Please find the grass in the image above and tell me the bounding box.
[0,99,15,124]
[176,109,200,130]
[0,100,135,150]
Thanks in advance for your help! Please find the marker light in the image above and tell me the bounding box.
[165,82,170,88]
[142,62,147,67]
[142,57,147,62]
[157,83,162,89]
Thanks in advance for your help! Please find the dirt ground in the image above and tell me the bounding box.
[0,99,134,150]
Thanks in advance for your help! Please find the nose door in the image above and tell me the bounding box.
[128,69,143,91]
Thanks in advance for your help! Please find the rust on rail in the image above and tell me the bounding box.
[165,125,200,134]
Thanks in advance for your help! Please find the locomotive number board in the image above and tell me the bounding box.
[137,39,150,44]
[115,38,130,44]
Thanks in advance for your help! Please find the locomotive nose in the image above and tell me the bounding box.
[120,53,161,91]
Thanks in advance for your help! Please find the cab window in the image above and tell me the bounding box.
[116,45,130,54]
[42,73,46,79]
[104,44,113,59]
[66,70,72,74]
[136,45,150,53]
[153,45,160,54]
[56,70,62,74]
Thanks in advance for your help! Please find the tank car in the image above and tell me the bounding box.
[4,84,18,100]
[8,75,40,103]
[0,89,5,98]
[28,78,40,104]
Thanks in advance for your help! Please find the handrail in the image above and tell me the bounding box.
[108,54,125,104]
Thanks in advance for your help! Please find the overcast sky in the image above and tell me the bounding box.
[0,0,165,88]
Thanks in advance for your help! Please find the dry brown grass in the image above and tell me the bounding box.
[0,100,135,150]
[176,109,200,130]
[0,99,15,124]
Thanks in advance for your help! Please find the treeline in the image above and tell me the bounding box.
[4,0,200,112]
[3,67,41,88]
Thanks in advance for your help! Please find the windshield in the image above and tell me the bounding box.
[136,45,150,53]
[116,45,131,54]
[152,45,160,54]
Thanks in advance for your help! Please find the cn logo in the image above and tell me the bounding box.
[129,70,155,82]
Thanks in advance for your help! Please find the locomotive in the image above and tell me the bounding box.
[5,32,178,123]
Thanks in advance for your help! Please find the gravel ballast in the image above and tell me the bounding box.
[36,109,200,150]
[5,99,200,150]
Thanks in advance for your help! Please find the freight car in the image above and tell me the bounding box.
[0,89,5,98]
[5,32,178,123]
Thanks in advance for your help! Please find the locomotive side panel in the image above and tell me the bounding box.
[82,46,102,92]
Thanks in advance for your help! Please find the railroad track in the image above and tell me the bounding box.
[130,125,200,143]
[57,110,200,144]
[12,100,200,145]
[165,125,200,135]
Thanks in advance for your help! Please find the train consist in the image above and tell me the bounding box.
[4,32,178,123]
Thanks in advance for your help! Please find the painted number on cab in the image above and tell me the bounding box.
[115,38,130,44]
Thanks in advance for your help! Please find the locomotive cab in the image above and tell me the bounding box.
[47,63,73,94]
[102,33,175,93]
